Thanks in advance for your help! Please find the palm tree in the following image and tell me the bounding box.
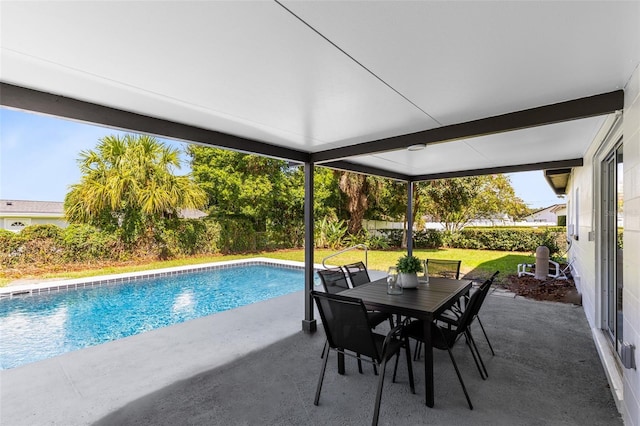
[65,134,207,242]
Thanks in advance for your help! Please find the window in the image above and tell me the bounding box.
[5,218,30,231]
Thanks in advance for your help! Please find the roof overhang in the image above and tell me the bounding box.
[544,169,573,195]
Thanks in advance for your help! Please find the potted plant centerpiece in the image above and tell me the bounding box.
[396,255,423,288]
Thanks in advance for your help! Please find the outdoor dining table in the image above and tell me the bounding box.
[339,276,472,407]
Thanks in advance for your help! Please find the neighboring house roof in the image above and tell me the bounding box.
[524,203,566,220]
[0,199,207,220]
[0,200,64,217]
[178,209,208,219]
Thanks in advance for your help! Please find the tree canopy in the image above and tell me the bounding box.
[65,134,206,242]
[420,175,530,232]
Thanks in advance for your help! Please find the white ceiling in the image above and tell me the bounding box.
[1,1,639,179]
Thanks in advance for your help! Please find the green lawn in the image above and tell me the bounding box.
[1,248,534,287]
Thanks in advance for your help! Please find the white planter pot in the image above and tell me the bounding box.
[399,272,419,288]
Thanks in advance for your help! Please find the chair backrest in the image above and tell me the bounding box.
[317,268,350,294]
[343,261,371,287]
[426,259,461,280]
[311,291,380,360]
[470,271,499,319]
[454,284,485,335]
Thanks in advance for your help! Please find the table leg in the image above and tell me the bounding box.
[424,320,434,407]
[338,351,345,375]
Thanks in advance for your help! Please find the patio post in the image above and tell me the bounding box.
[407,181,414,256]
[302,161,317,333]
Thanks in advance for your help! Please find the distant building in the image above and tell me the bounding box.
[0,200,67,232]
[523,204,566,225]
[0,199,207,232]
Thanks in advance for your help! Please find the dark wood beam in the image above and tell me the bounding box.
[319,160,410,181]
[0,83,310,163]
[411,158,583,182]
[311,91,623,163]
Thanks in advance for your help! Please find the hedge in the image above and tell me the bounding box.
[376,226,566,255]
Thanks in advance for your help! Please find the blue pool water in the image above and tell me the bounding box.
[0,264,305,369]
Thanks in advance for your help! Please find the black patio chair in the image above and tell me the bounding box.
[317,267,350,294]
[440,271,500,361]
[342,261,394,328]
[317,267,391,374]
[343,261,371,287]
[404,283,489,410]
[425,258,462,280]
[312,291,415,426]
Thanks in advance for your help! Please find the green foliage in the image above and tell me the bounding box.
[364,233,390,250]
[0,229,19,266]
[65,134,206,243]
[396,255,424,273]
[314,216,347,249]
[189,147,341,250]
[444,227,566,255]
[421,176,529,232]
[19,224,63,241]
[379,229,404,247]
[7,225,66,266]
[413,229,443,249]
[0,229,16,248]
[62,224,124,262]
[158,219,221,258]
[217,217,260,253]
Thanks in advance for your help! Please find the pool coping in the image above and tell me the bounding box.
[0,257,327,299]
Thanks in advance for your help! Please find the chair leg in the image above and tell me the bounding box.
[464,331,487,380]
[314,343,330,406]
[476,316,495,356]
[357,353,363,374]
[404,336,415,393]
[320,339,327,358]
[414,340,422,361]
[467,330,489,380]
[392,352,400,383]
[445,346,473,410]
[372,358,388,426]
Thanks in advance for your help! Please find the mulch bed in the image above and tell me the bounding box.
[503,274,582,305]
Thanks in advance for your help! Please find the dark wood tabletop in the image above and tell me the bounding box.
[340,277,471,322]
[339,276,472,408]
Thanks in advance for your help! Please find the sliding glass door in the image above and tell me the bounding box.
[602,142,623,351]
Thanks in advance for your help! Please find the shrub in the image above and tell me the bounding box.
[315,217,347,249]
[63,224,122,262]
[217,217,259,253]
[444,227,566,255]
[0,229,20,267]
[378,229,404,248]
[12,224,66,266]
[19,224,63,241]
[413,229,442,249]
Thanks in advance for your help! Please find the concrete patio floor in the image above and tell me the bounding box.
[1,283,621,425]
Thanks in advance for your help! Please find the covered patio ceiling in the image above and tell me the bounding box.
[1,1,638,182]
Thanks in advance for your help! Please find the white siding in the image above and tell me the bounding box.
[569,64,640,425]
[622,63,640,426]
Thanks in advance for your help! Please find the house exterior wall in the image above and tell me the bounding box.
[568,64,640,425]
[526,209,558,223]
[1,217,68,232]
[621,63,640,426]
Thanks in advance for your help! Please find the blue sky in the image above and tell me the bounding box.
[0,108,562,208]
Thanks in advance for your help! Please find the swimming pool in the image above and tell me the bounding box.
[0,261,307,369]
